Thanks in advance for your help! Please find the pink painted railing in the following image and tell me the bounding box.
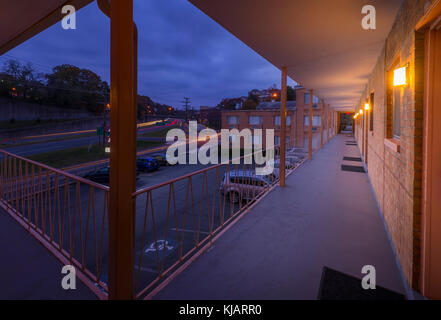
[0,150,109,299]
[131,146,306,299]
[0,146,306,300]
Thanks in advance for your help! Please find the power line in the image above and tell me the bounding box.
[182,97,191,121]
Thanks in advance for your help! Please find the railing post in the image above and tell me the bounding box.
[320,99,324,149]
[308,89,313,159]
[279,67,287,187]
[108,0,136,300]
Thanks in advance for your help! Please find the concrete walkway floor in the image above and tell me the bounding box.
[0,208,97,299]
[154,134,407,300]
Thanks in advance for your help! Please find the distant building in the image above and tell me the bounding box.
[199,106,221,130]
[248,88,281,102]
[221,87,324,148]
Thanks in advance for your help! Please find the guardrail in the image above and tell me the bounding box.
[0,150,109,299]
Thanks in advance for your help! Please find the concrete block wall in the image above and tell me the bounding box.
[354,0,434,290]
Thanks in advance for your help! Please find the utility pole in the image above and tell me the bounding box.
[182,97,191,121]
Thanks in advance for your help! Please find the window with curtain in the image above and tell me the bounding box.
[393,88,401,138]
[304,92,310,104]
[304,116,321,126]
[274,115,291,126]
[370,92,374,131]
[227,116,238,125]
[249,116,263,125]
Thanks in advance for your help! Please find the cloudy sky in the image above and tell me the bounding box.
[3,0,296,109]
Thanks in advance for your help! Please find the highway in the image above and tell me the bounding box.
[2,119,184,157]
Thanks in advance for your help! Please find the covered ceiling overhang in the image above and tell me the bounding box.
[0,0,93,56]
[189,0,404,111]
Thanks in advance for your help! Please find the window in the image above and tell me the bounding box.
[387,59,402,140]
[286,137,290,146]
[227,116,238,125]
[369,92,374,131]
[274,136,280,145]
[274,115,291,126]
[393,87,401,138]
[304,116,321,126]
[304,92,310,104]
[249,116,263,125]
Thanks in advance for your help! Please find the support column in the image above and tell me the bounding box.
[326,104,331,143]
[108,0,136,300]
[333,111,336,137]
[279,67,287,187]
[308,90,313,159]
[320,99,324,149]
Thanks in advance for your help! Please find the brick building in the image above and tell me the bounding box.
[221,86,325,148]
[352,0,441,297]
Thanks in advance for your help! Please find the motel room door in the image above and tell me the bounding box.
[421,20,441,299]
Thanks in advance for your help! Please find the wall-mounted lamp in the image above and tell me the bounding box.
[359,109,363,115]
[393,65,408,87]
[364,103,370,110]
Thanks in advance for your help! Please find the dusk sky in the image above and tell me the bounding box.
[2,0,296,109]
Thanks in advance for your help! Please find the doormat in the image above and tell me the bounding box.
[341,165,365,173]
[343,157,362,162]
[318,267,406,300]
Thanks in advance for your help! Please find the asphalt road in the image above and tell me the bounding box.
[3,119,185,157]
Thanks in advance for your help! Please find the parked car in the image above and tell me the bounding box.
[220,170,274,204]
[84,166,110,183]
[150,153,174,166]
[137,157,160,172]
[273,159,296,178]
[84,166,140,183]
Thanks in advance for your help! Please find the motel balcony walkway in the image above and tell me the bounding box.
[0,133,408,299]
[153,133,408,300]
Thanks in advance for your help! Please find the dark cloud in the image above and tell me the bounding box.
[6,0,295,108]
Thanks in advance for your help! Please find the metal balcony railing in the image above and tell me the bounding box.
[0,150,109,299]
[0,145,306,299]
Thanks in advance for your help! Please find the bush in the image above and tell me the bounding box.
[9,118,15,123]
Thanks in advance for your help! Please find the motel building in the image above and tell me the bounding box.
[0,0,441,301]
[221,86,334,150]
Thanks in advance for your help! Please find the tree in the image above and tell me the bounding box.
[287,85,296,101]
[242,99,257,110]
[2,60,43,100]
[248,93,259,104]
[45,64,109,113]
[217,98,238,110]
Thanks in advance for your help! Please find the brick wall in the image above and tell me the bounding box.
[221,109,296,148]
[354,0,434,289]
[221,94,324,150]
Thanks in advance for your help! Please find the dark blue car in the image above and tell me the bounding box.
[136,157,160,172]
[84,166,140,184]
